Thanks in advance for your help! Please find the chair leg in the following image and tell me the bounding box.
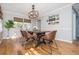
[53,40,58,49]
[48,43,52,55]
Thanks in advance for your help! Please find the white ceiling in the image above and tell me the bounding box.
[2,3,71,16]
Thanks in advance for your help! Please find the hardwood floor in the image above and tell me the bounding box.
[0,39,79,55]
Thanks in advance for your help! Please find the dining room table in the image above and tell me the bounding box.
[28,31,50,48]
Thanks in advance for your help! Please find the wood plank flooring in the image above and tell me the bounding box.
[0,39,79,55]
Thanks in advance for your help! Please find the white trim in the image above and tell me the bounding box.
[56,39,72,43]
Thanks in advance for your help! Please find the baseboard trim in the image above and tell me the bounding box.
[56,39,72,43]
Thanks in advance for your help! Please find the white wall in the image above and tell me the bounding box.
[41,4,73,42]
[3,10,27,38]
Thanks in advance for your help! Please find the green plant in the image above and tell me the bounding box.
[4,20,14,37]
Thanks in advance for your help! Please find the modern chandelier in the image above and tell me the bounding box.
[28,4,39,19]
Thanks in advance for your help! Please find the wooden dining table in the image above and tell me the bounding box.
[28,31,50,47]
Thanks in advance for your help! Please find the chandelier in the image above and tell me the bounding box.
[28,5,39,19]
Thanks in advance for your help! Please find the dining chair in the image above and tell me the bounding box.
[41,31,57,54]
[20,30,32,40]
[20,30,33,48]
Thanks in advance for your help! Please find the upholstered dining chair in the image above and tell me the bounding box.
[20,30,32,40]
[20,30,33,48]
[41,31,57,54]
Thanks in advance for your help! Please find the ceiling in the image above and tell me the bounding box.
[1,3,71,17]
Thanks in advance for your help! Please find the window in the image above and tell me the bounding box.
[14,22,31,31]
[14,17,32,31]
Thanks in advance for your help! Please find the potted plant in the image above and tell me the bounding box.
[4,20,14,37]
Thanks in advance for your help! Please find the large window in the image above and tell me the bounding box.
[14,17,32,31]
[14,22,32,31]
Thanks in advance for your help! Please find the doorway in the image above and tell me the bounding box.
[72,3,79,42]
[76,15,79,40]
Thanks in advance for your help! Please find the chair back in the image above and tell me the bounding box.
[46,31,57,41]
[20,30,28,39]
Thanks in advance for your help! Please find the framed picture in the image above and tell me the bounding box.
[47,14,59,24]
